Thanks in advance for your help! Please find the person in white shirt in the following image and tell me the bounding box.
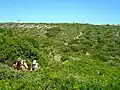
[31,60,39,71]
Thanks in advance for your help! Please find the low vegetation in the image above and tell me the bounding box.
[0,23,120,89]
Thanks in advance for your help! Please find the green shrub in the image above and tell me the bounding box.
[0,23,120,89]
[45,27,62,37]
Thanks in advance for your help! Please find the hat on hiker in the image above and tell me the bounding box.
[17,57,22,61]
[33,60,37,64]
[23,60,26,61]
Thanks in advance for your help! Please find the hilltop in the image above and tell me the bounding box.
[0,23,120,89]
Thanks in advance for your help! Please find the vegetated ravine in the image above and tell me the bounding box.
[0,23,120,90]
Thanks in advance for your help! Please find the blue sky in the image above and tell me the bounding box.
[0,0,120,24]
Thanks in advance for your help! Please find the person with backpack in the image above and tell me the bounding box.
[13,57,28,70]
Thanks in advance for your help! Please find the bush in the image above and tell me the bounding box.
[45,27,62,37]
[61,55,70,62]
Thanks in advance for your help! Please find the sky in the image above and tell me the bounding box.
[0,0,120,24]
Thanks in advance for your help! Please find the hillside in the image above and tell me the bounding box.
[0,23,120,89]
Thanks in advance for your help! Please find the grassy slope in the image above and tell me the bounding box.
[0,57,120,90]
[0,23,120,89]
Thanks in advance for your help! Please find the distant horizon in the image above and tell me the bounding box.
[1,20,120,24]
[0,21,120,26]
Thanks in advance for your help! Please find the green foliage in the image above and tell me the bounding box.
[0,23,120,89]
[0,57,120,90]
[61,55,70,62]
[45,27,62,37]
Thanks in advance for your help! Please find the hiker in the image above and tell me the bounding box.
[16,60,28,70]
[31,60,39,71]
[12,57,28,70]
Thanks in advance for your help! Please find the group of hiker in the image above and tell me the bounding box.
[12,57,39,71]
